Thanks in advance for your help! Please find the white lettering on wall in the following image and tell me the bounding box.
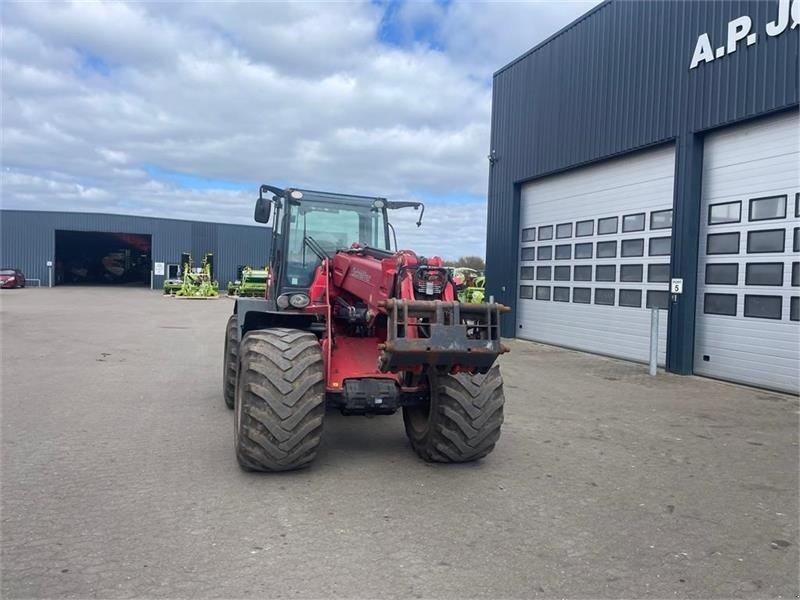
[690,0,798,69]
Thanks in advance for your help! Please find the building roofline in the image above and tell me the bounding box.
[493,0,611,78]
[0,208,262,229]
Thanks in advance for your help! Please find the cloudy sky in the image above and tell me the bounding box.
[2,1,596,259]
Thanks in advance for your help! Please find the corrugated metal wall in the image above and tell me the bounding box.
[0,210,270,289]
[488,0,799,338]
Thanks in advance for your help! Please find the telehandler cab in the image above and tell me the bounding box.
[224,185,509,471]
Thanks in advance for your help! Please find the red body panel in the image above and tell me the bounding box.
[326,336,400,392]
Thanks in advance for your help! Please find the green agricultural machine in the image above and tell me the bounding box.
[164,252,219,299]
[450,268,486,304]
[460,274,486,304]
[227,266,269,297]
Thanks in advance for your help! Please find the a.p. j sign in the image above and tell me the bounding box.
[689,0,798,69]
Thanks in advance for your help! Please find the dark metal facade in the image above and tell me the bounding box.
[0,210,271,288]
[487,0,799,373]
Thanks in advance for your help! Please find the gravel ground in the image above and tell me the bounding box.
[1,287,798,599]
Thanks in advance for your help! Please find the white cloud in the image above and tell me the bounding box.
[1,0,597,259]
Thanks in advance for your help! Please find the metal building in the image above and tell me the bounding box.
[0,210,271,291]
[486,0,799,393]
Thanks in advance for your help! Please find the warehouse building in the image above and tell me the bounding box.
[0,210,270,290]
[486,0,799,393]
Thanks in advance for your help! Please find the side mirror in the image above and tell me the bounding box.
[254,197,271,223]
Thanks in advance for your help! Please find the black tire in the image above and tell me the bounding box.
[234,328,325,472]
[222,315,239,409]
[403,366,504,463]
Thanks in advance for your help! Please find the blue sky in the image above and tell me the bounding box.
[2,0,596,259]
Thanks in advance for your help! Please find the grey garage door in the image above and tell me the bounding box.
[694,110,800,394]
[517,144,675,365]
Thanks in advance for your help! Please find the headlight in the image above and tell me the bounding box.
[289,293,310,308]
[276,294,290,309]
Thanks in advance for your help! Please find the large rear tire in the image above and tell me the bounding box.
[234,328,325,472]
[403,366,504,463]
[222,315,239,409]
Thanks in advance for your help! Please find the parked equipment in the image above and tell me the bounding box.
[227,266,269,297]
[162,258,184,295]
[451,268,486,304]
[224,185,509,472]
[0,268,26,289]
[165,252,219,298]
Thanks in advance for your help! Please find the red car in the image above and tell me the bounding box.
[0,268,26,289]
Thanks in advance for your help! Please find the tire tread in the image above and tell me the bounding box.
[404,366,504,463]
[235,328,325,471]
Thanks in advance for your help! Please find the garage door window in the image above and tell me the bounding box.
[792,262,799,287]
[594,288,615,305]
[519,285,534,299]
[574,265,592,281]
[623,213,645,232]
[597,241,617,258]
[536,266,551,280]
[646,290,670,309]
[535,286,551,300]
[620,264,643,282]
[619,289,642,307]
[575,242,593,258]
[596,265,616,281]
[598,216,618,235]
[792,297,799,321]
[520,266,535,280]
[749,195,786,221]
[621,239,644,257]
[537,246,552,260]
[648,263,670,282]
[521,247,536,261]
[556,223,572,239]
[707,232,740,254]
[745,263,784,286]
[554,266,570,281]
[522,228,536,242]
[704,293,737,316]
[709,201,741,225]
[650,209,673,230]
[649,236,671,256]
[553,287,570,302]
[705,263,738,285]
[538,225,553,240]
[555,244,571,260]
[576,220,594,237]
[747,229,785,253]
[573,288,591,304]
[744,295,782,319]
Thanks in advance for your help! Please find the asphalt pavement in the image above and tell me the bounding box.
[1,287,798,599]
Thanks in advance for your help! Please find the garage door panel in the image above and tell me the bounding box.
[524,180,676,223]
[518,144,674,366]
[702,114,799,169]
[695,110,800,394]
[695,362,798,392]
[518,300,668,364]
[703,166,799,202]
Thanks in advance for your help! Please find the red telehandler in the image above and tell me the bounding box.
[224,185,509,471]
